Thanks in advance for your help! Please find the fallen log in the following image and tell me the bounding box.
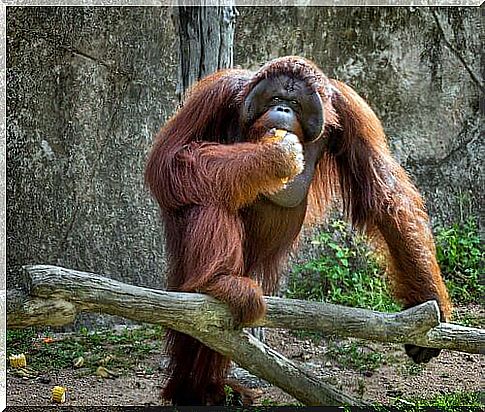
[6,265,485,405]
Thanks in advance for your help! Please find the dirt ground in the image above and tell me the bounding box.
[6,306,484,407]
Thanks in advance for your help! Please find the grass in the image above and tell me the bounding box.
[285,216,483,378]
[259,399,303,407]
[7,217,482,407]
[435,217,484,304]
[410,391,483,408]
[389,391,484,410]
[286,217,483,312]
[326,340,384,372]
[7,325,165,373]
[400,361,426,377]
[286,219,400,313]
[451,310,483,328]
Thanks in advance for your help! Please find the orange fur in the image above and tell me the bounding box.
[310,79,451,320]
[145,57,452,405]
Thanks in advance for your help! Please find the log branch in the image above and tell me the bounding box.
[8,265,484,354]
[6,265,485,405]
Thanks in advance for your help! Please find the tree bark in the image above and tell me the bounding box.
[174,5,237,98]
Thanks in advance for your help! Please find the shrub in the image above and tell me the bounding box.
[435,217,484,304]
[286,220,400,312]
[286,216,483,310]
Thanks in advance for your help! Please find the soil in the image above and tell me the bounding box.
[6,306,484,407]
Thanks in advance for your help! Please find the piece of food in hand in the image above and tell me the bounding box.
[269,129,304,178]
[273,128,288,140]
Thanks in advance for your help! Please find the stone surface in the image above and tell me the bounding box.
[7,7,178,289]
[7,7,482,296]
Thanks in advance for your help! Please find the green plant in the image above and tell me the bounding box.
[259,399,279,406]
[223,384,250,406]
[452,310,483,328]
[259,398,303,407]
[394,391,483,410]
[291,330,326,343]
[223,385,236,405]
[400,362,426,377]
[435,217,484,304]
[326,340,383,372]
[286,220,400,313]
[6,328,37,356]
[357,378,366,397]
[7,325,165,372]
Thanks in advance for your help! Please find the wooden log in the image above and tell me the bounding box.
[6,265,485,405]
[7,265,484,355]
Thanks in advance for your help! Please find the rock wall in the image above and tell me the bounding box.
[7,7,482,292]
[7,7,178,289]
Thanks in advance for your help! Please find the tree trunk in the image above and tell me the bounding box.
[174,5,237,98]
